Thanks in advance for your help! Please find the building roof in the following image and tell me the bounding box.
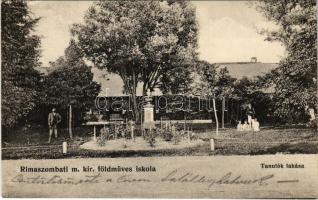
[216,62,278,79]
[36,60,278,96]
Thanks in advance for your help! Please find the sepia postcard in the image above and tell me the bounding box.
[1,0,317,198]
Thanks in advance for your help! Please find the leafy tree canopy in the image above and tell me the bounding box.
[1,0,41,128]
[255,0,317,123]
[42,40,101,111]
[192,60,236,99]
[71,1,198,120]
[71,0,198,92]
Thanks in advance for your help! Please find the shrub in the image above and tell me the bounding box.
[107,124,133,140]
[306,115,317,129]
[144,129,159,147]
[83,114,98,122]
[173,130,183,145]
[96,127,110,146]
[190,132,199,141]
[161,129,174,141]
[120,125,133,139]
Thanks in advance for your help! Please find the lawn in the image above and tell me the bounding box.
[2,125,318,159]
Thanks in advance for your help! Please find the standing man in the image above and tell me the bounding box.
[48,108,62,143]
[246,103,255,129]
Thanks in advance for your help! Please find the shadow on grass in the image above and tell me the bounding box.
[251,142,318,155]
[3,140,318,160]
[1,144,210,160]
[2,126,318,160]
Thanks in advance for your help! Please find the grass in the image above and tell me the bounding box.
[2,125,318,159]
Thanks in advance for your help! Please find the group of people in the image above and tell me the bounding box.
[237,118,260,132]
[236,103,260,132]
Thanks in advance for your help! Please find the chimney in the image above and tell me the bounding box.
[251,57,257,63]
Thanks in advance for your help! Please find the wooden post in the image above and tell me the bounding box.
[222,97,225,129]
[184,114,186,132]
[172,124,176,145]
[187,126,190,143]
[114,124,118,139]
[141,107,144,137]
[67,109,69,133]
[210,139,215,151]
[62,142,67,154]
[160,117,162,130]
[93,125,96,141]
[69,104,73,139]
[212,98,219,136]
[131,125,134,141]
[230,100,233,125]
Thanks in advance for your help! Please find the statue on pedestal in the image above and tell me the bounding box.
[145,89,152,106]
[143,89,155,130]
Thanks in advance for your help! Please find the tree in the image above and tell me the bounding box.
[193,61,236,99]
[1,0,42,128]
[71,1,198,121]
[42,40,101,124]
[192,61,218,97]
[159,64,194,94]
[255,0,317,123]
[193,61,236,133]
[232,77,254,102]
[215,67,237,99]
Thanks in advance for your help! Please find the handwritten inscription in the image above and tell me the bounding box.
[161,169,274,189]
[10,169,286,190]
[11,174,105,185]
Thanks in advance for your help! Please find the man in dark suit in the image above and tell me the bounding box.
[48,108,62,143]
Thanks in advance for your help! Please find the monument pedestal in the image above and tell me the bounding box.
[143,104,155,129]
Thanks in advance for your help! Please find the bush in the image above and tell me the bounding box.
[190,132,199,141]
[83,114,98,122]
[173,130,182,145]
[106,124,132,140]
[160,122,175,141]
[144,129,159,147]
[159,123,192,144]
[96,127,110,146]
[161,129,174,141]
[306,115,317,129]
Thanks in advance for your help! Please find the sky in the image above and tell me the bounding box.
[28,1,285,68]
[193,1,285,63]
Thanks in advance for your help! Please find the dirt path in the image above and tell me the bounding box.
[2,154,318,198]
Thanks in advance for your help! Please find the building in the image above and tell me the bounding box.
[216,59,278,79]
[34,57,277,96]
[92,58,278,97]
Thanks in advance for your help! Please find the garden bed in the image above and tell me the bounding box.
[2,127,318,159]
[80,137,205,151]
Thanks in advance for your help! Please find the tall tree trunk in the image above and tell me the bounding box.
[131,71,140,123]
[212,98,219,136]
[69,104,73,139]
[222,97,225,129]
[142,83,147,97]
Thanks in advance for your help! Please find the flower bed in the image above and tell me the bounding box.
[80,137,205,151]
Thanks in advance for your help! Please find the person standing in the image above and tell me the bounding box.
[48,108,62,143]
[246,103,255,129]
[252,118,260,132]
